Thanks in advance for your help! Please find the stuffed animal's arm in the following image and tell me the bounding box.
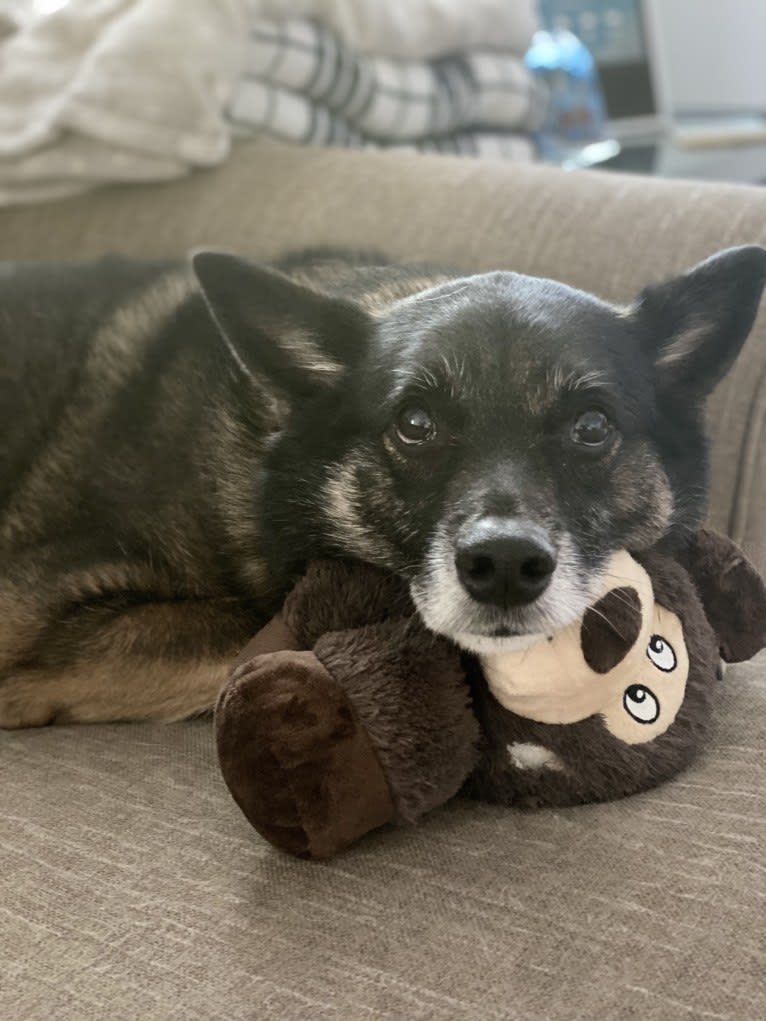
[217,614,477,859]
[280,559,413,648]
[230,560,414,681]
[676,528,766,662]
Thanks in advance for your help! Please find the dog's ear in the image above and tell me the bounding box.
[633,246,766,403]
[192,251,372,398]
[677,528,766,663]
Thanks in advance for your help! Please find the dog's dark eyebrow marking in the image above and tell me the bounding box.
[402,366,440,392]
[548,367,612,392]
[392,354,466,401]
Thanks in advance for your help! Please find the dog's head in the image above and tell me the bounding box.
[193,247,766,653]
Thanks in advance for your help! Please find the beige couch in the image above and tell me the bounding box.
[1,144,764,1021]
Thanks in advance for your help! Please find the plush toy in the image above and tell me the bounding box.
[215,529,766,859]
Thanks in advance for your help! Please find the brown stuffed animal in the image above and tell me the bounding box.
[215,529,766,859]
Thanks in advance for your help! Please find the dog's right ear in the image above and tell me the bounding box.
[192,251,373,398]
[632,246,766,405]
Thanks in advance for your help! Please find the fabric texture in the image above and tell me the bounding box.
[0,144,764,1019]
[253,0,539,60]
[2,654,763,1020]
[229,76,536,159]
[0,0,247,205]
[230,18,545,144]
[0,0,539,205]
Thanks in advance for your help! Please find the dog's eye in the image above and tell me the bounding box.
[571,410,612,448]
[395,405,437,446]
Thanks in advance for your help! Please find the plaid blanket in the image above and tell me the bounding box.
[228,17,545,149]
[229,79,535,160]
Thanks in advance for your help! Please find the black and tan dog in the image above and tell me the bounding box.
[1,245,764,728]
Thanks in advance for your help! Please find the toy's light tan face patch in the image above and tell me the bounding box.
[601,604,689,743]
[482,551,656,724]
[481,553,690,744]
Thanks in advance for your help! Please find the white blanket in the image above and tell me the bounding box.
[253,0,539,59]
[0,0,246,205]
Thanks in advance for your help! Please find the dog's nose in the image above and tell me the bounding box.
[455,522,557,608]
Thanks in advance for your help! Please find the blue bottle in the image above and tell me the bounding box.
[525,28,613,166]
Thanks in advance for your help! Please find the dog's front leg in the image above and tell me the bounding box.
[0,597,259,729]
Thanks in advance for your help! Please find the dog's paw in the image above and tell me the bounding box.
[0,688,59,729]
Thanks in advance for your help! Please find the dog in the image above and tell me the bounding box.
[1,244,764,728]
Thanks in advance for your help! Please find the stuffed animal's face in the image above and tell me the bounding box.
[601,604,688,743]
[466,533,766,807]
[481,551,691,745]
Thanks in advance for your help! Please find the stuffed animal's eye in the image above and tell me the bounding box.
[623,684,660,724]
[570,410,612,448]
[395,405,437,446]
[647,634,676,672]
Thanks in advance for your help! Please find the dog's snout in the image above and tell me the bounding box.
[455,520,556,608]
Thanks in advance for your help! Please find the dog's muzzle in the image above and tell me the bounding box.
[454,517,557,609]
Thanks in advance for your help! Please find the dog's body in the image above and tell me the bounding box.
[0,253,459,727]
[2,246,764,728]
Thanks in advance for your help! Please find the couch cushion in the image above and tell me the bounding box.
[1,654,763,1021]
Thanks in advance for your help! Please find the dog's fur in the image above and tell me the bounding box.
[1,246,764,727]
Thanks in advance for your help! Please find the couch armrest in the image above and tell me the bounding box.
[1,144,764,565]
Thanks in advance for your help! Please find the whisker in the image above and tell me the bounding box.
[582,604,629,642]
[606,588,641,613]
[416,284,471,303]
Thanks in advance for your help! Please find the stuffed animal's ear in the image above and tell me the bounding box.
[678,528,766,662]
[192,251,373,399]
[633,246,766,404]
[580,586,643,673]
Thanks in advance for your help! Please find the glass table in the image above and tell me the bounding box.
[597,135,766,185]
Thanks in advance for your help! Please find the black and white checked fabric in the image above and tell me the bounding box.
[228,17,545,153]
[413,133,535,161]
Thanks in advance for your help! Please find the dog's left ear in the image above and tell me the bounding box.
[192,251,373,399]
[634,246,766,402]
[678,528,766,663]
